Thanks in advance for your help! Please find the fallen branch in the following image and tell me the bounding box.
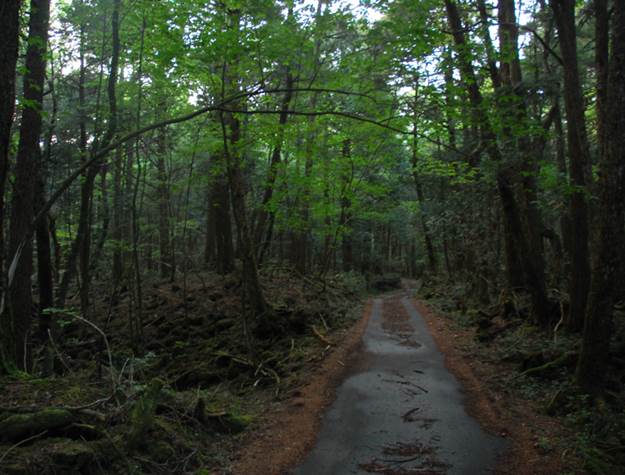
[312,325,333,346]
[0,430,48,465]
[72,314,116,396]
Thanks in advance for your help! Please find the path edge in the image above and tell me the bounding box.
[230,299,374,475]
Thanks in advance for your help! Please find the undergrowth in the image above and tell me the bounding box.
[0,266,366,474]
[418,278,625,475]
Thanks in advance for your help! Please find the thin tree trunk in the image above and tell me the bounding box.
[156,124,173,279]
[221,9,268,318]
[293,0,325,273]
[411,77,437,272]
[499,0,549,319]
[112,145,123,282]
[255,70,294,264]
[35,178,53,338]
[340,139,353,272]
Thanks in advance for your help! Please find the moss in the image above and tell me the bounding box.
[0,408,74,441]
[48,439,96,470]
[149,440,176,463]
[521,352,577,378]
[224,413,253,432]
[127,378,164,450]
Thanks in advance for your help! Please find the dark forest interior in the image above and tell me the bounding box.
[1,0,625,473]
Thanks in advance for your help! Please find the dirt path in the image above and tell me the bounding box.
[290,288,504,474]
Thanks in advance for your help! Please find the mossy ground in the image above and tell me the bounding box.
[0,266,365,474]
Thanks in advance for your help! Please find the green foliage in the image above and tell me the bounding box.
[42,307,81,328]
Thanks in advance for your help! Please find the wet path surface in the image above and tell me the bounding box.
[293,290,505,474]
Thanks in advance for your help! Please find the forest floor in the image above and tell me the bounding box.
[0,266,368,474]
[415,279,625,475]
[234,281,579,475]
[2,273,623,474]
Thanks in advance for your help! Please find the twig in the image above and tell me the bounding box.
[72,314,116,395]
[0,430,48,465]
[47,329,73,375]
[63,396,112,411]
[312,325,333,346]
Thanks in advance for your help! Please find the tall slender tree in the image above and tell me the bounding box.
[577,0,625,392]
[0,0,22,373]
[7,0,51,370]
[550,0,591,332]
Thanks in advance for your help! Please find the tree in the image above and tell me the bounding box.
[0,0,22,373]
[7,0,51,371]
[550,0,591,332]
[576,0,625,392]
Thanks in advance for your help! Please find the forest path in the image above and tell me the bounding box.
[292,285,505,474]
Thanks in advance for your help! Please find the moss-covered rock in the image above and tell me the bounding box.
[127,378,164,451]
[0,409,74,441]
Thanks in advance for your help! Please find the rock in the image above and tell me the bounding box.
[127,378,164,451]
[48,439,96,471]
[0,409,74,441]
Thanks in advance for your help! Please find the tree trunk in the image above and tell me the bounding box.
[499,0,549,322]
[210,156,234,275]
[254,70,294,263]
[551,0,592,331]
[576,0,625,393]
[156,125,173,280]
[411,77,437,272]
[594,0,609,157]
[204,177,216,266]
[35,178,54,339]
[0,0,21,281]
[0,0,22,373]
[254,6,296,264]
[292,0,325,274]
[7,0,51,371]
[112,145,123,282]
[340,139,353,272]
[221,8,268,318]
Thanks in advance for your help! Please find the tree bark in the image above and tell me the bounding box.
[340,139,354,272]
[0,0,21,280]
[221,8,268,317]
[35,178,54,339]
[8,0,51,370]
[254,70,294,263]
[411,77,436,272]
[156,124,173,280]
[0,0,22,373]
[292,0,325,273]
[551,0,592,331]
[111,145,123,282]
[499,0,549,322]
[594,0,609,157]
[209,155,234,274]
[576,0,625,392]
